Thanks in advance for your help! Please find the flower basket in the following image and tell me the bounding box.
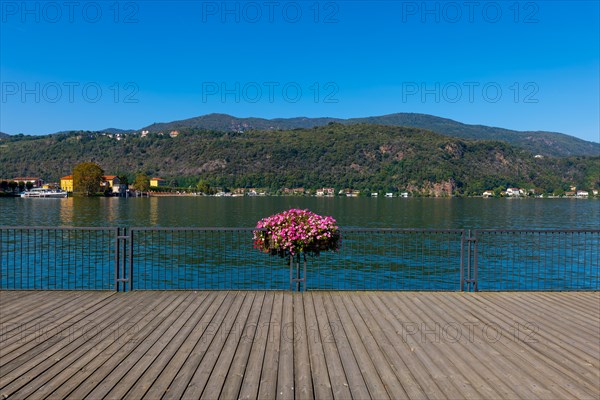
[253,208,341,258]
[253,208,341,290]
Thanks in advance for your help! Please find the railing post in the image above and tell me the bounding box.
[473,230,479,292]
[460,230,465,291]
[114,227,120,291]
[114,227,131,292]
[128,228,134,291]
[289,253,306,291]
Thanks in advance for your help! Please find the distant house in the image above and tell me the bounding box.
[576,190,589,198]
[13,177,43,188]
[593,190,599,196]
[61,175,123,193]
[385,192,394,198]
[150,178,167,187]
[371,192,378,197]
[169,130,179,138]
[482,190,494,198]
[534,154,544,159]
[102,175,125,194]
[506,188,522,197]
[400,192,409,198]
[316,188,334,197]
[102,175,120,188]
[60,175,74,192]
[283,188,305,195]
[140,130,149,138]
[565,191,576,197]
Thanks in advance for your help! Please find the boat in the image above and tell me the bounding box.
[20,188,68,198]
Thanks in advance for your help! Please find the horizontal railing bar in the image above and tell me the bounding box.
[474,229,600,233]
[130,227,266,232]
[0,226,118,231]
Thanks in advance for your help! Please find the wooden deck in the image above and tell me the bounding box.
[0,291,598,399]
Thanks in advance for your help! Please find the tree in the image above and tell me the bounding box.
[196,179,211,194]
[8,181,17,193]
[117,175,129,185]
[74,162,104,196]
[134,173,150,192]
[0,181,8,192]
[25,182,34,190]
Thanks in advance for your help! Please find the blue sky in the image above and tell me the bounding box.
[1,0,599,143]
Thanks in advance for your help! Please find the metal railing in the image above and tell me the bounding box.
[0,227,116,290]
[1,227,598,291]
[473,229,599,291]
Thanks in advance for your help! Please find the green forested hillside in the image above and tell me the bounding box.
[0,124,598,195]
[139,113,600,157]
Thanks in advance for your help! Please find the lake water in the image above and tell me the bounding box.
[1,197,599,229]
[2,197,598,291]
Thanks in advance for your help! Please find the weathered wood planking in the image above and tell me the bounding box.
[0,291,598,399]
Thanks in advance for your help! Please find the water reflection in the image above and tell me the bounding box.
[1,197,599,229]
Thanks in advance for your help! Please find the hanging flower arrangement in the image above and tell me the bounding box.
[253,208,341,258]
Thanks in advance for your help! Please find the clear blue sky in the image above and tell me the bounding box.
[1,0,599,143]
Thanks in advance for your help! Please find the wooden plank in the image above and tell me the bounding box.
[197,292,257,399]
[409,293,522,399]
[218,291,266,400]
[293,292,314,400]
[101,292,212,399]
[180,292,252,399]
[496,293,600,360]
[276,292,295,400]
[0,292,92,324]
[1,291,598,400]
[0,292,142,381]
[0,292,57,318]
[338,293,408,399]
[121,292,219,399]
[367,293,465,399]
[455,293,598,399]
[71,292,198,399]
[141,292,229,400]
[310,292,351,400]
[330,293,390,400]
[10,292,174,399]
[344,294,428,399]
[237,292,275,400]
[256,291,284,400]
[0,292,155,397]
[160,292,240,400]
[350,294,432,400]
[15,292,174,400]
[0,292,113,346]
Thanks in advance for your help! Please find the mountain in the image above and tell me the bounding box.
[99,128,136,134]
[1,124,598,195]
[142,113,600,157]
[143,113,340,133]
[0,132,9,138]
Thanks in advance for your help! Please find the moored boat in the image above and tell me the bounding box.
[20,188,68,198]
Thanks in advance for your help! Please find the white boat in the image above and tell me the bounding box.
[20,188,68,198]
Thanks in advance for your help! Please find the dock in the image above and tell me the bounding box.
[1,291,599,399]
